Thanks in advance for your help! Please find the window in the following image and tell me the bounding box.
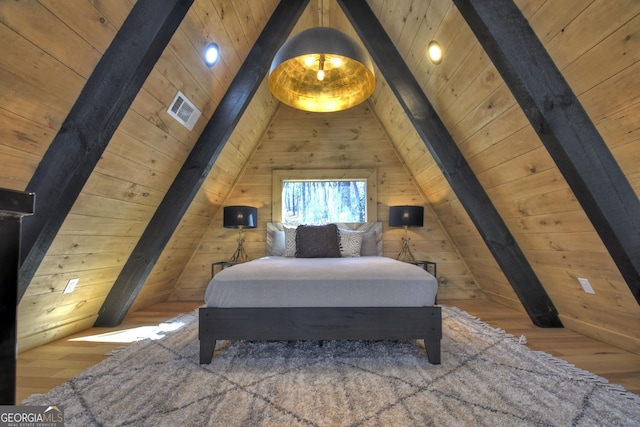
[283,180,366,223]
[272,169,377,223]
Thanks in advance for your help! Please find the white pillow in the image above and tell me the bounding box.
[339,229,364,257]
[360,230,378,256]
[267,230,285,256]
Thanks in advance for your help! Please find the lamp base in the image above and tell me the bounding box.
[395,227,416,262]
[229,228,249,263]
[396,236,416,263]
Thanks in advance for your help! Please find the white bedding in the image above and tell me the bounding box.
[204,256,438,308]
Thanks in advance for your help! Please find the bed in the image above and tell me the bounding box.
[199,222,442,364]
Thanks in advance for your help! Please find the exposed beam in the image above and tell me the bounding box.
[453,0,640,304]
[94,0,310,327]
[338,0,562,327]
[18,0,194,302]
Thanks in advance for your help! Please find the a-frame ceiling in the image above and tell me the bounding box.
[94,0,309,326]
[3,0,639,356]
[99,0,640,327]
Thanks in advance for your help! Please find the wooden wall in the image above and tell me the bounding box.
[342,0,640,353]
[4,0,284,351]
[2,0,639,356]
[171,102,482,301]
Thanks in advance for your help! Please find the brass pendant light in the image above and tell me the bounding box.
[269,27,375,113]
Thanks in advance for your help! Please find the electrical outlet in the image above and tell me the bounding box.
[578,277,595,294]
[64,278,79,294]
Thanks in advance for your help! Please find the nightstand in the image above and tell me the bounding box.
[211,261,237,278]
[407,260,437,279]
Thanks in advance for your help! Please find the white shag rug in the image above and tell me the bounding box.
[23,306,640,426]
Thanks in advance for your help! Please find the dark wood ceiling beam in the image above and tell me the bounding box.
[18,0,194,302]
[453,0,640,304]
[338,0,562,327]
[94,0,310,327]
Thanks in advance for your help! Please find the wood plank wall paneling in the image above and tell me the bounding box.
[360,1,640,352]
[133,3,290,311]
[170,101,482,302]
[339,19,522,310]
[8,0,281,351]
[3,0,639,358]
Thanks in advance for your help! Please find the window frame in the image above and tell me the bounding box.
[271,169,377,222]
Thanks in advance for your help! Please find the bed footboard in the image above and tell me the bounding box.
[199,306,442,364]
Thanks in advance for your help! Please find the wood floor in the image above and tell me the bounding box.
[16,299,640,404]
[450,299,640,396]
[16,301,203,404]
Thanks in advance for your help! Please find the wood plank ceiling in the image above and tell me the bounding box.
[1,0,639,355]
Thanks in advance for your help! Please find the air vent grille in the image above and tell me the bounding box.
[167,91,201,131]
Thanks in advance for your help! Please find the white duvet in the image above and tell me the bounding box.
[204,256,438,308]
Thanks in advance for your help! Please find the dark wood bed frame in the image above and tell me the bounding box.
[199,305,442,364]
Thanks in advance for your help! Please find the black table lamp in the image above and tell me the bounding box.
[223,205,257,262]
[389,205,424,262]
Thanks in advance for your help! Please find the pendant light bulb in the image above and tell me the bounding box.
[317,54,325,81]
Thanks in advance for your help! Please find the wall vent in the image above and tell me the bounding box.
[167,91,201,131]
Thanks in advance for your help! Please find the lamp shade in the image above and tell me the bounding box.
[389,205,424,228]
[223,206,257,229]
[268,27,375,113]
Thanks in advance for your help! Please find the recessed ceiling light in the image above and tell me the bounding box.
[204,43,219,67]
[428,40,443,64]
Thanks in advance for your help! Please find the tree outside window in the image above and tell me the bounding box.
[272,169,377,223]
[283,180,366,223]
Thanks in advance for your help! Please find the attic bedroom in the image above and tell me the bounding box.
[1,0,639,422]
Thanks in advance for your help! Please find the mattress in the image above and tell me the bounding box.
[204,256,438,308]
